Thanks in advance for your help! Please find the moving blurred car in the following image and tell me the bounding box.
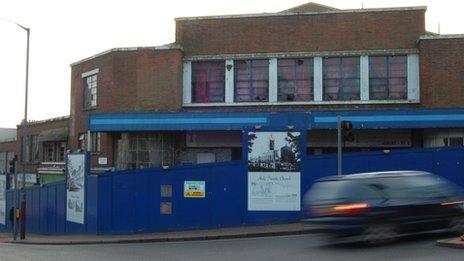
[302,171,464,244]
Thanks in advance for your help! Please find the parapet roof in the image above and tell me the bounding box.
[17,115,70,128]
[175,6,426,21]
[71,43,183,67]
[418,34,464,41]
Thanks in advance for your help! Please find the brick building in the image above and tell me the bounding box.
[66,3,464,170]
[0,116,69,185]
[0,128,16,174]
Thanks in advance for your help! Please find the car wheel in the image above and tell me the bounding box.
[450,217,464,233]
[362,224,398,245]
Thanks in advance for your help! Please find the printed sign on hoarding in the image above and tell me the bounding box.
[184,181,206,198]
[247,131,301,211]
[66,153,86,224]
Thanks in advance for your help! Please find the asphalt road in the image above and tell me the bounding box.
[0,233,461,261]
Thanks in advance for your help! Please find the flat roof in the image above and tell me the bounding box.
[17,115,70,128]
[175,6,426,21]
[71,44,183,67]
[419,34,464,41]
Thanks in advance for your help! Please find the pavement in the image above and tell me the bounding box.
[0,222,317,245]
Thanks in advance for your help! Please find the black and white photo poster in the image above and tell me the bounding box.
[66,153,86,224]
[248,131,301,211]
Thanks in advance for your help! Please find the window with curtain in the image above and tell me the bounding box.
[278,58,313,102]
[191,61,225,103]
[323,57,360,101]
[369,56,407,100]
[234,60,269,102]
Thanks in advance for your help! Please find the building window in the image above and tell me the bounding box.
[84,74,97,108]
[91,132,101,152]
[444,137,464,147]
[44,143,55,162]
[369,56,407,100]
[78,133,86,150]
[278,58,313,102]
[191,61,225,103]
[58,142,66,162]
[0,152,6,173]
[234,60,269,102]
[323,57,360,101]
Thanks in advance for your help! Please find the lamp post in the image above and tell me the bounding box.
[0,18,30,241]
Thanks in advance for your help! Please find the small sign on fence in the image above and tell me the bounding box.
[184,181,206,198]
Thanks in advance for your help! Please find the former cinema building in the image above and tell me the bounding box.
[2,2,464,177]
[69,3,464,172]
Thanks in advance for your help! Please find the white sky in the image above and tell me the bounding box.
[0,0,462,128]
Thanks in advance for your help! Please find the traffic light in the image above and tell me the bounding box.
[342,121,355,142]
[8,155,17,174]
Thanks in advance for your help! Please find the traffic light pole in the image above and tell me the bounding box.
[337,116,342,176]
[12,160,17,241]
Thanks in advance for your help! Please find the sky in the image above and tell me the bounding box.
[0,0,463,128]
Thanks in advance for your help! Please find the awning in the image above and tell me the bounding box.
[38,128,68,142]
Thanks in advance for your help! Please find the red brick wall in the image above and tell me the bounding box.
[70,48,184,167]
[176,9,426,56]
[0,140,18,155]
[419,38,464,108]
[16,117,69,173]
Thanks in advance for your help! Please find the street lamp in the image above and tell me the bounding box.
[0,17,30,241]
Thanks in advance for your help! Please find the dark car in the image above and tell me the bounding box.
[302,171,464,244]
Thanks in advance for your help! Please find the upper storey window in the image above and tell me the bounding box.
[192,61,225,103]
[84,73,98,109]
[323,57,360,101]
[234,60,269,102]
[369,56,407,100]
[278,58,313,102]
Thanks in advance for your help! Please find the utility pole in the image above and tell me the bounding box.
[20,25,30,241]
[1,18,30,240]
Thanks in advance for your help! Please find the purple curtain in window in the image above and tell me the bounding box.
[192,61,225,103]
[369,56,407,100]
[234,60,269,102]
[323,57,360,101]
[278,58,313,101]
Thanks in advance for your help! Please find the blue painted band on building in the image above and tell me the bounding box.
[88,109,464,132]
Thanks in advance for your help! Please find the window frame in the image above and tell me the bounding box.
[82,70,98,110]
[322,56,361,101]
[191,61,226,103]
[234,59,269,102]
[277,58,314,102]
[369,55,408,100]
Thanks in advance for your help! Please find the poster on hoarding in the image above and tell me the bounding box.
[0,175,5,225]
[248,131,301,211]
[66,153,86,224]
[184,181,206,198]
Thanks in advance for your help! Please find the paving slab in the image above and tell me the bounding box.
[0,222,318,245]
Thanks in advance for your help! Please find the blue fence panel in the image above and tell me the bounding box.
[1,146,463,235]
